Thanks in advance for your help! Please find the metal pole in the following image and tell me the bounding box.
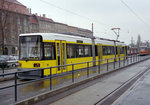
[119,57,120,67]
[127,56,129,65]
[98,60,100,74]
[15,72,17,102]
[72,64,74,82]
[50,67,52,90]
[91,23,95,66]
[2,63,4,77]
[124,56,125,66]
[114,58,115,69]
[107,59,108,72]
[87,62,89,78]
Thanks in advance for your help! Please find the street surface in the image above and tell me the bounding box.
[114,68,150,105]
[0,55,149,105]
[35,59,150,105]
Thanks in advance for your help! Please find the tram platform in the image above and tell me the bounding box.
[16,59,150,105]
[0,55,149,105]
[113,66,150,105]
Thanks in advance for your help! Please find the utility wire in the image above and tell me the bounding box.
[120,0,150,28]
[40,0,112,28]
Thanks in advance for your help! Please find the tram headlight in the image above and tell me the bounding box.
[19,63,22,67]
[34,63,40,67]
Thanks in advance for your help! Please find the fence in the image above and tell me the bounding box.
[0,55,149,103]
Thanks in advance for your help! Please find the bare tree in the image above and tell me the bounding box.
[0,0,11,55]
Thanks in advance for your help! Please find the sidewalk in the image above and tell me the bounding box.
[42,59,150,105]
[114,67,150,105]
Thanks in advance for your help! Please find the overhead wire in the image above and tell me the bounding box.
[40,0,133,38]
[120,0,150,29]
[40,0,113,28]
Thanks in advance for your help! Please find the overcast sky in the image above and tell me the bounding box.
[19,0,150,44]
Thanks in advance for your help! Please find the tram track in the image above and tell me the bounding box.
[94,65,150,105]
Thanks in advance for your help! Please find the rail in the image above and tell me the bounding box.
[0,54,149,103]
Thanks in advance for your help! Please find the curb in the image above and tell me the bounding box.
[14,58,149,105]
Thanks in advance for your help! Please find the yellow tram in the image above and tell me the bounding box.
[18,33,127,78]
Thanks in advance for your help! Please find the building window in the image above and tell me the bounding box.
[18,16,20,25]
[18,29,22,35]
[4,47,8,55]
[24,18,28,26]
[12,47,15,54]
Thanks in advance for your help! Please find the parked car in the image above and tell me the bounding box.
[0,57,8,68]
[0,55,18,68]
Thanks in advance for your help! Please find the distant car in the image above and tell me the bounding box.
[0,55,18,68]
[0,57,8,68]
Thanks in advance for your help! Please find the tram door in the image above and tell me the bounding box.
[98,44,102,63]
[56,40,66,73]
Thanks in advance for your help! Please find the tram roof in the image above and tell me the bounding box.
[20,33,126,46]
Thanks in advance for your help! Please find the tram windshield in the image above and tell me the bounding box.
[19,36,43,60]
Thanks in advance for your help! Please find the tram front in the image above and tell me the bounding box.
[18,35,44,79]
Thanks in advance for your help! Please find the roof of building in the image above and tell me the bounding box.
[1,0,30,15]
[38,16,54,23]
[5,0,24,7]
[30,15,38,24]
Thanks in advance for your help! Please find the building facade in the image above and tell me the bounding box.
[30,14,93,37]
[0,0,92,55]
[0,0,30,55]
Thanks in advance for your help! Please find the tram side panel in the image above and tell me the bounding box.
[66,43,93,71]
[101,45,116,64]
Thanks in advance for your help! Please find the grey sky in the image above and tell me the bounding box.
[19,0,150,44]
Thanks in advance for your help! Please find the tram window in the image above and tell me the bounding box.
[103,46,107,55]
[44,43,56,60]
[84,45,92,57]
[67,44,76,58]
[120,47,124,54]
[110,46,114,54]
[77,45,84,57]
[116,47,118,54]
[107,46,111,55]
[67,44,92,58]
[111,46,115,55]
[95,45,98,56]
[67,44,70,58]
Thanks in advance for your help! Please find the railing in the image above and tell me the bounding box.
[0,62,18,76]
[0,54,149,103]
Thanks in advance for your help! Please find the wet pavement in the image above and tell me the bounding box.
[114,68,150,105]
[0,55,149,105]
[44,59,150,105]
